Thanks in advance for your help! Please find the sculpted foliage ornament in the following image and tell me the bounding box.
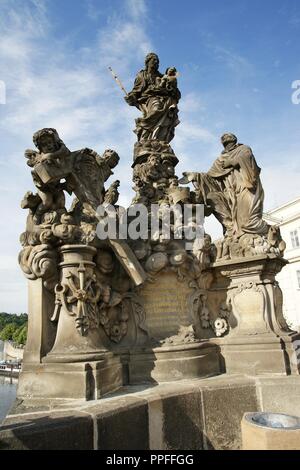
[160,325,196,346]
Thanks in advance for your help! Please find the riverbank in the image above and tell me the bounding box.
[0,376,17,424]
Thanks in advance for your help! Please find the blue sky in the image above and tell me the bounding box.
[0,0,300,312]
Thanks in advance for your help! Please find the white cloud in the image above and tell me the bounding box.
[85,0,103,21]
[180,92,205,114]
[174,121,216,160]
[126,0,148,21]
[261,164,300,211]
[0,0,154,312]
[213,45,254,77]
[200,32,254,78]
[97,19,152,73]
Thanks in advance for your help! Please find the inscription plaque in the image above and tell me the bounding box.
[139,271,194,339]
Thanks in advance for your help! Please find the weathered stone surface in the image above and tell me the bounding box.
[19,127,149,400]
[96,401,149,450]
[138,271,195,339]
[162,391,204,450]
[202,384,259,450]
[108,239,147,286]
[16,57,298,412]
[0,411,93,450]
[210,255,300,376]
[125,52,181,147]
[1,374,300,450]
[257,377,300,416]
[22,279,56,364]
[18,358,122,400]
[128,342,220,384]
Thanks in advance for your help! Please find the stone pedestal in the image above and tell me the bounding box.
[128,342,221,384]
[212,255,300,375]
[44,245,108,362]
[18,356,122,400]
[125,271,221,383]
[18,244,123,400]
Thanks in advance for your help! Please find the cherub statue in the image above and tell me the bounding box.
[25,127,70,169]
[23,128,121,229]
[24,128,71,224]
[192,233,215,270]
[157,67,178,94]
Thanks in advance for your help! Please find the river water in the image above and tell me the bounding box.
[0,376,17,423]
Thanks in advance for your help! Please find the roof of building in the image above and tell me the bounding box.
[265,196,300,216]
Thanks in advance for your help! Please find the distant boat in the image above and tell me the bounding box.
[0,361,21,377]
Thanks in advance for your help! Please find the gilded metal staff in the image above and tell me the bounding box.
[108,67,128,96]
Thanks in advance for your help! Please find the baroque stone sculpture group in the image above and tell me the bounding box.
[17,53,299,399]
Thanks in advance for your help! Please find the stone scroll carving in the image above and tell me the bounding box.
[18,244,58,290]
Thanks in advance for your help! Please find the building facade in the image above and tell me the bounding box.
[264,197,300,331]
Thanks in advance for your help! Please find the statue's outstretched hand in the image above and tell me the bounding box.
[221,159,232,169]
[124,93,136,106]
[179,172,198,184]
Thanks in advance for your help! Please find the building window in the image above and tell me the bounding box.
[297,271,300,289]
[290,230,300,248]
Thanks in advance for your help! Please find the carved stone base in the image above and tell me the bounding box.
[127,342,221,384]
[210,255,300,376]
[17,354,122,400]
[218,333,300,376]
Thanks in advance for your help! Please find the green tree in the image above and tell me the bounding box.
[0,313,28,330]
[13,323,28,346]
[0,322,18,341]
